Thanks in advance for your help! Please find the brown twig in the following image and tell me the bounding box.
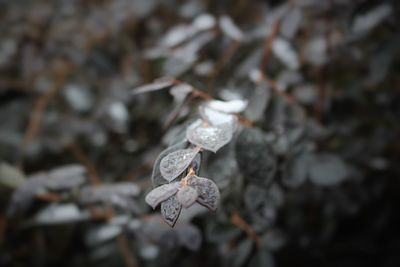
[260,20,281,71]
[230,211,261,248]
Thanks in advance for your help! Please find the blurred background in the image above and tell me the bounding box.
[0,0,399,266]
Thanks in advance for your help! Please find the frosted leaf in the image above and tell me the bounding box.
[169,83,193,102]
[206,99,248,113]
[272,38,299,70]
[186,119,233,153]
[152,141,188,186]
[161,195,182,227]
[131,77,174,95]
[199,105,237,129]
[160,148,199,181]
[192,13,216,31]
[188,175,220,211]
[176,186,198,208]
[145,182,180,209]
[219,15,244,41]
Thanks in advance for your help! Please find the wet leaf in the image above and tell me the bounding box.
[187,175,220,211]
[145,182,180,209]
[160,148,199,181]
[176,186,198,208]
[186,119,233,153]
[161,195,182,227]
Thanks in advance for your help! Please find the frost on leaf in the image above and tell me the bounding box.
[186,119,233,153]
[188,175,220,211]
[152,141,188,186]
[161,195,182,227]
[176,186,198,208]
[145,182,180,209]
[205,99,248,113]
[160,148,199,182]
[199,105,238,130]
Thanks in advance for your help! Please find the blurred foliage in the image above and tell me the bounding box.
[0,0,399,267]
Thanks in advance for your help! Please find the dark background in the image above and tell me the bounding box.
[0,0,399,267]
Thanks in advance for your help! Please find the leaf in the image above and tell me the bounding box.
[161,25,195,47]
[244,82,271,122]
[176,186,198,208]
[308,154,348,186]
[85,225,122,247]
[199,105,238,130]
[145,182,180,209]
[131,77,175,95]
[169,83,193,102]
[352,4,392,35]
[188,175,220,211]
[235,127,277,186]
[45,164,86,191]
[272,37,299,70]
[159,148,199,181]
[79,182,140,205]
[205,99,248,113]
[229,239,254,267]
[186,119,233,153]
[0,162,26,190]
[33,203,90,225]
[280,7,302,39]
[282,153,310,188]
[152,140,188,186]
[191,152,202,174]
[192,13,216,31]
[161,195,182,227]
[219,15,244,41]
